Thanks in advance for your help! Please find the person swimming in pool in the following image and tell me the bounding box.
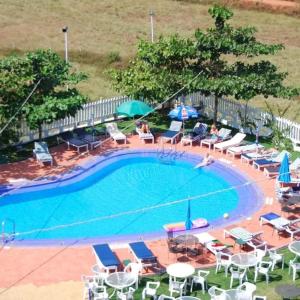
[194,153,214,168]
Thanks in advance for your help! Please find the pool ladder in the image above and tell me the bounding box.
[157,143,185,164]
[1,218,15,244]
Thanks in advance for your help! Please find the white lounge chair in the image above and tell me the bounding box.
[105,122,127,144]
[260,213,300,240]
[264,157,300,178]
[253,150,290,171]
[241,150,278,164]
[181,122,208,147]
[33,141,53,166]
[201,128,232,149]
[226,143,264,158]
[160,121,182,144]
[58,132,89,153]
[136,127,154,144]
[224,227,266,250]
[214,133,246,152]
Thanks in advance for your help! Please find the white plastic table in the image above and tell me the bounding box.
[166,263,195,279]
[231,253,258,268]
[105,272,136,297]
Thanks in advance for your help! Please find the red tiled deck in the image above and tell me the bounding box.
[0,135,298,298]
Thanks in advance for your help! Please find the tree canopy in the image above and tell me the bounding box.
[0,49,88,143]
[110,5,299,124]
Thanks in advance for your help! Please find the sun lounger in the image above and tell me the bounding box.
[226,143,264,158]
[92,244,120,272]
[224,227,266,250]
[200,128,232,149]
[74,128,102,149]
[241,151,278,164]
[181,122,208,147]
[128,241,158,269]
[264,157,300,178]
[214,133,246,152]
[260,213,300,240]
[33,141,53,166]
[58,132,89,153]
[105,122,127,144]
[161,121,182,144]
[253,150,290,171]
[136,127,155,143]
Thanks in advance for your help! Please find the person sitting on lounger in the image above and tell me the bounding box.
[210,124,219,138]
[194,153,214,168]
[141,122,150,134]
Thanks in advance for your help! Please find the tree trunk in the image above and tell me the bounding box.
[213,95,219,124]
[38,124,43,141]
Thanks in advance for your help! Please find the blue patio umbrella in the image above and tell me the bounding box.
[278,153,291,183]
[169,104,198,131]
[185,200,193,230]
[168,104,198,121]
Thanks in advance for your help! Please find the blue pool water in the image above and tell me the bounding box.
[0,150,262,244]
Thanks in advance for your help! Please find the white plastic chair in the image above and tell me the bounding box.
[142,281,160,300]
[268,249,284,270]
[117,287,135,300]
[93,285,109,300]
[254,261,272,284]
[190,269,209,293]
[81,275,102,300]
[229,267,246,288]
[208,286,226,300]
[124,262,142,288]
[254,248,266,263]
[215,251,232,277]
[169,277,187,297]
[91,264,109,285]
[289,259,300,281]
[237,282,257,300]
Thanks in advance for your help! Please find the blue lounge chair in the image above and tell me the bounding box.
[129,241,158,269]
[161,121,182,144]
[92,244,120,272]
[58,132,89,153]
[253,150,290,171]
[33,142,53,166]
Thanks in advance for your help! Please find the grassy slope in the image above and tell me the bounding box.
[0,0,300,120]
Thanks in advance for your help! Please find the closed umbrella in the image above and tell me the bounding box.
[278,153,291,183]
[168,104,198,131]
[185,199,193,230]
[116,100,153,117]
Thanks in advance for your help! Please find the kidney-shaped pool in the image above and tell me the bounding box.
[0,150,263,245]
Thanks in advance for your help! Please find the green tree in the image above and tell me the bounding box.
[110,5,299,123]
[0,49,88,143]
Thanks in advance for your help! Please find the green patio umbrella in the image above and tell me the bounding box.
[116,100,153,117]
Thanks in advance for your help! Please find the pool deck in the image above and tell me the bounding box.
[0,135,298,299]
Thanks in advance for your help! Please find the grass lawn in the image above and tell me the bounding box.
[116,248,298,300]
[0,1,299,120]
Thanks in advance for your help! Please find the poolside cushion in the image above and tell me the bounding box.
[129,242,156,260]
[260,212,280,221]
[162,130,178,138]
[254,158,277,166]
[93,244,119,268]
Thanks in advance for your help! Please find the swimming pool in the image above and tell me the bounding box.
[0,150,263,245]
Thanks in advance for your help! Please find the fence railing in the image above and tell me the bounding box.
[17,92,300,150]
[18,95,131,142]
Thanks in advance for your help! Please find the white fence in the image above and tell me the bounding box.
[18,92,300,150]
[18,96,131,142]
